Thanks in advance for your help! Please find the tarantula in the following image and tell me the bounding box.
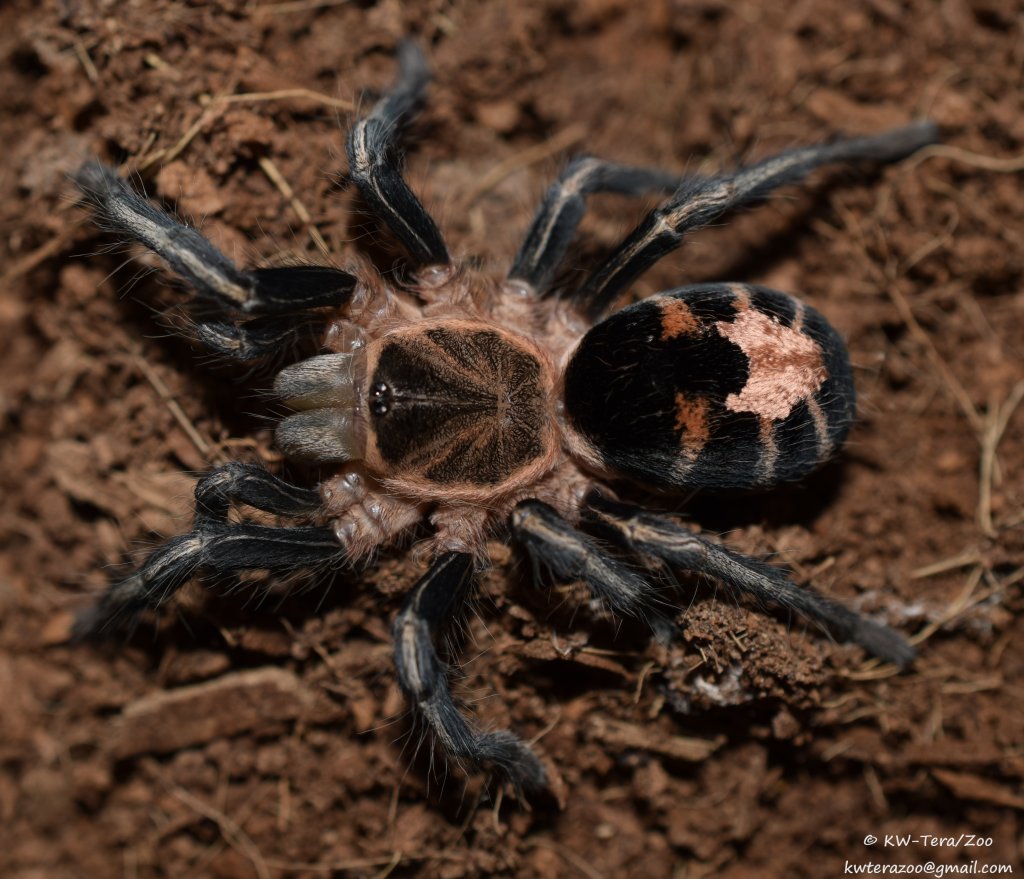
[74,42,936,793]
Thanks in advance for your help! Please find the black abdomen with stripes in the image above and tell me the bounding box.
[563,283,855,490]
[370,325,548,486]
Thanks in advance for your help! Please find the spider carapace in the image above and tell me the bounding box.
[74,41,937,794]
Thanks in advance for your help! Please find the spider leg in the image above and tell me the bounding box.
[510,500,675,641]
[393,552,547,793]
[194,313,324,361]
[75,463,336,638]
[190,461,322,523]
[507,157,681,294]
[75,163,356,317]
[585,495,915,668]
[346,41,450,266]
[574,120,939,317]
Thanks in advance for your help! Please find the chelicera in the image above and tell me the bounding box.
[75,42,936,794]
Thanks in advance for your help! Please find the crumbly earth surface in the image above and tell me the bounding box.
[2,1,1022,877]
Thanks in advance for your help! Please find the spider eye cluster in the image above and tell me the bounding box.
[369,382,392,416]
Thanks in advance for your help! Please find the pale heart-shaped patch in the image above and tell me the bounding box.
[716,307,827,422]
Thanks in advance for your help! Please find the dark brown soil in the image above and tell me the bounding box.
[2,1,1022,877]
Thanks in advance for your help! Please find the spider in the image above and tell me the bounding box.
[74,42,936,794]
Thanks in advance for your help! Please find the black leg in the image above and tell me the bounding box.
[191,462,321,523]
[510,500,674,641]
[507,157,681,294]
[574,121,939,318]
[75,464,334,638]
[346,42,450,266]
[75,163,356,316]
[393,552,547,792]
[194,313,323,361]
[585,496,915,668]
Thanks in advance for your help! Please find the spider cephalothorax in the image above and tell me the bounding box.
[75,42,937,794]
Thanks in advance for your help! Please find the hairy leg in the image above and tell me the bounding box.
[585,495,915,667]
[75,164,356,316]
[574,121,939,317]
[511,499,674,641]
[75,463,336,638]
[346,41,450,266]
[508,157,681,294]
[393,552,547,792]
[194,312,325,361]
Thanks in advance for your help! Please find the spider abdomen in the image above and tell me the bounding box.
[364,320,558,497]
[562,283,855,490]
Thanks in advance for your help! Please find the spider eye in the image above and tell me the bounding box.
[370,382,392,415]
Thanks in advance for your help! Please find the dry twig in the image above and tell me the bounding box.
[130,348,223,464]
[168,785,272,879]
[459,124,587,208]
[258,156,332,258]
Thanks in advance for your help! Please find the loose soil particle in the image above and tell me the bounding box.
[1,1,1022,877]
